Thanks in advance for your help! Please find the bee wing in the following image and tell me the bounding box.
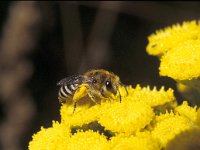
[56,75,84,86]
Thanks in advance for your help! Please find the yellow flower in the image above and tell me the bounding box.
[151,111,193,147]
[175,101,197,123]
[29,121,70,150]
[146,20,200,56]
[128,85,176,107]
[98,101,154,134]
[159,40,200,80]
[60,103,100,127]
[110,132,160,150]
[66,130,110,150]
[146,20,200,104]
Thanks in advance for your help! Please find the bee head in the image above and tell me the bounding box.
[84,69,123,99]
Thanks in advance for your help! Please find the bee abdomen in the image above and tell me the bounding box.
[58,84,79,103]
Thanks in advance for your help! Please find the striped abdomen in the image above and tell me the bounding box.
[58,84,79,103]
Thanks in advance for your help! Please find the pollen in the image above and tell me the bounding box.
[73,84,88,102]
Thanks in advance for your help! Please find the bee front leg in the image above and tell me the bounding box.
[87,90,100,104]
[88,93,98,104]
[117,89,122,103]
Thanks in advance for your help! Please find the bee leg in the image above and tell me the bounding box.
[73,101,77,113]
[89,94,97,104]
[117,89,122,103]
[87,92,98,104]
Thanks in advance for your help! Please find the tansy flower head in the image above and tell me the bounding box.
[60,103,101,127]
[110,132,160,150]
[28,121,70,150]
[66,130,110,150]
[98,101,154,134]
[128,85,176,107]
[146,20,200,56]
[175,101,198,123]
[151,111,193,147]
[146,20,200,104]
[159,40,200,80]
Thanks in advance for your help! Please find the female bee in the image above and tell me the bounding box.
[57,69,127,112]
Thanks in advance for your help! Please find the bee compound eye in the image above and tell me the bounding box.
[106,80,112,89]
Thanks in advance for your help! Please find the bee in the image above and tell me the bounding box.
[57,69,128,113]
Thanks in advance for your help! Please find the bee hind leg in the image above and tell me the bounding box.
[73,101,77,113]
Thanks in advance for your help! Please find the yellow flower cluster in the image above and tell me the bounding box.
[146,20,200,104]
[29,85,200,150]
[29,20,200,150]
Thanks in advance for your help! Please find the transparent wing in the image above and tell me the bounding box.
[56,75,84,86]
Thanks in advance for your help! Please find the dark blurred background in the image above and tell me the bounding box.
[0,1,200,150]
